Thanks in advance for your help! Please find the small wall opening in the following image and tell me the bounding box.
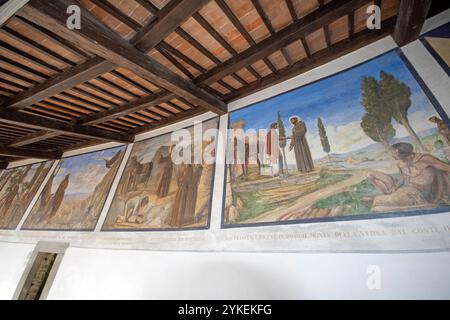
[13,242,68,300]
[18,252,58,300]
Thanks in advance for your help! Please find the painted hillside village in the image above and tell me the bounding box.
[224,52,450,226]
[22,147,125,230]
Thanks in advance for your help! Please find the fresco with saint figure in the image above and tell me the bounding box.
[22,147,125,230]
[224,50,450,228]
[0,161,54,229]
[103,118,219,231]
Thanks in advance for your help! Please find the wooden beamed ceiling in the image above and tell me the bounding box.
[0,0,433,166]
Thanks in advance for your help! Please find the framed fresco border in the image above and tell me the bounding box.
[221,48,450,230]
[420,37,450,78]
[93,142,134,232]
[100,117,221,233]
[397,49,450,127]
[19,145,127,232]
[0,160,57,231]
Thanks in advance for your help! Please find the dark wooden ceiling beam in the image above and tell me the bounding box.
[193,9,262,84]
[0,110,133,143]
[91,0,141,31]
[251,0,293,66]
[195,0,372,86]
[0,161,8,169]
[0,26,76,67]
[393,0,432,46]
[18,0,226,115]
[224,17,396,101]
[131,106,207,135]
[79,91,176,125]
[14,15,91,59]
[133,0,210,51]
[215,0,273,76]
[7,130,60,147]
[0,144,62,159]
[0,55,49,81]
[4,57,116,110]
[135,0,158,15]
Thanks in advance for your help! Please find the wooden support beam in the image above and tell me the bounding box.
[4,57,115,110]
[195,0,372,86]
[7,130,60,147]
[79,91,176,125]
[131,106,207,135]
[18,0,227,115]
[133,0,210,52]
[3,0,220,150]
[393,0,432,46]
[0,110,134,143]
[0,145,62,159]
[0,0,29,27]
[224,17,396,101]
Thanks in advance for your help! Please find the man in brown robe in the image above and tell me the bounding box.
[49,174,70,218]
[165,164,203,227]
[289,116,314,173]
[157,153,174,198]
[127,156,143,192]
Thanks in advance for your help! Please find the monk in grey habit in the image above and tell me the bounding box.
[289,116,314,173]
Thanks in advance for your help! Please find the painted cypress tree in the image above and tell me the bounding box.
[317,117,331,163]
[361,112,396,152]
[277,111,289,175]
[360,75,396,152]
[361,76,383,114]
[379,71,426,151]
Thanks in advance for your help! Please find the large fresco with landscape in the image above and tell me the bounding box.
[22,147,125,230]
[103,118,219,231]
[224,50,450,227]
[0,161,54,229]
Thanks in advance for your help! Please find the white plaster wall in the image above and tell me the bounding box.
[0,242,34,300]
[0,10,449,301]
[45,247,450,300]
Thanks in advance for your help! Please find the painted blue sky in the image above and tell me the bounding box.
[51,146,125,195]
[230,51,437,131]
[229,50,443,159]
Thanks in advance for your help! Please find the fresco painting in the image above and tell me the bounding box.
[224,50,450,227]
[22,147,125,230]
[0,161,54,229]
[103,118,219,231]
[422,22,450,75]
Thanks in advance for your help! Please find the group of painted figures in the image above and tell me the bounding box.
[232,113,450,212]
[115,145,204,228]
[232,116,315,181]
[0,162,50,228]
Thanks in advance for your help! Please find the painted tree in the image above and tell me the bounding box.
[361,75,396,151]
[361,76,383,114]
[317,117,331,163]
[361,112,396,152]
[379,71,426,151]
[277,111,289,176]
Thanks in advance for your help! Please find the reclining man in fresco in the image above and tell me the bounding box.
[365,142,450,211]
